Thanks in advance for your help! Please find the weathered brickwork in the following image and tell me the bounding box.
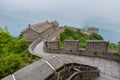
[64,40,79,51]
[47,41,60,49]
[44,40,120,61]
[86,40,109,54]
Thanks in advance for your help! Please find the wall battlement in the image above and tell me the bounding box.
[44,40,120,61]
[86,40,109,54]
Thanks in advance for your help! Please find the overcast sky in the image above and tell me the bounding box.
[0,0,120,36]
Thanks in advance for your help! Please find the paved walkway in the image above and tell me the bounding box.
[33,41,120,80]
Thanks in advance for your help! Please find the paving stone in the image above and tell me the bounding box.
[94,63,100,67]
[106,64,112,68]
[105,60,111,65]
[105,61,112,68]
[71,57,91,66]
[99,60,105,67]
[85,57,94,64]
[112,66,119,72]
[94,58,100,65]
[111,61,118,66]
[112,71,120,78]
[105,70,112,76]
[99,73,119,80]
[98,66,105,73]
[105,67,112,71]
[80,57,87,62]
[57,56,73,64]
[45,56,64,71]
[112,68,119,73]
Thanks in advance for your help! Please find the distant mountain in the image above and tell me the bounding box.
[99,29,120,43]
[81,25,120,43]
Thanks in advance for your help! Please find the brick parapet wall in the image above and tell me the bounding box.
[2,56,99,80]
[86,40,109,54]
[44,40,120,61]
[28,38,42,54]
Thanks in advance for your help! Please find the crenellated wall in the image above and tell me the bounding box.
[44,40,120,61]
[46,41,60,49]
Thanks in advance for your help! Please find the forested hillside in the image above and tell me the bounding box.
[0,27,39,79]
[59,28,117,51]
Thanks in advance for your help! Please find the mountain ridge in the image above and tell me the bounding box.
[99,28,120,43]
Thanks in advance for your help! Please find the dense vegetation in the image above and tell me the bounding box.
[59,28,117,50]
[0,27,39,79]
[108,43,117,51]
[60,28,103,48]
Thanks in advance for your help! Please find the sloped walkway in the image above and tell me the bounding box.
[33,41,120,80]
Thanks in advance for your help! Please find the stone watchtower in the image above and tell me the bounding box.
[88,27,99,34]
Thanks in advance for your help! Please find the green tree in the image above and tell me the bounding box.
[89,33,103,40]
[0,27,40,79]
[108,43,117,51]
[59,28,117,50]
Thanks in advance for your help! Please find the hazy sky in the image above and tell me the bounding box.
[0,0,120,36]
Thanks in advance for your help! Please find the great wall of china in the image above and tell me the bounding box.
[44,40,120,61]
[2,21,120,80]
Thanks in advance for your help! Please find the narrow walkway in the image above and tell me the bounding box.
[33,41,120,80]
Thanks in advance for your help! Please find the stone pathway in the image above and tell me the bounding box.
[33,41,120,80]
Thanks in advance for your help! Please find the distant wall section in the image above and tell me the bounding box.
[44,40,120,61]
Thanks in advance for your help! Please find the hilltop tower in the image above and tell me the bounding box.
[88,27,99,34]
